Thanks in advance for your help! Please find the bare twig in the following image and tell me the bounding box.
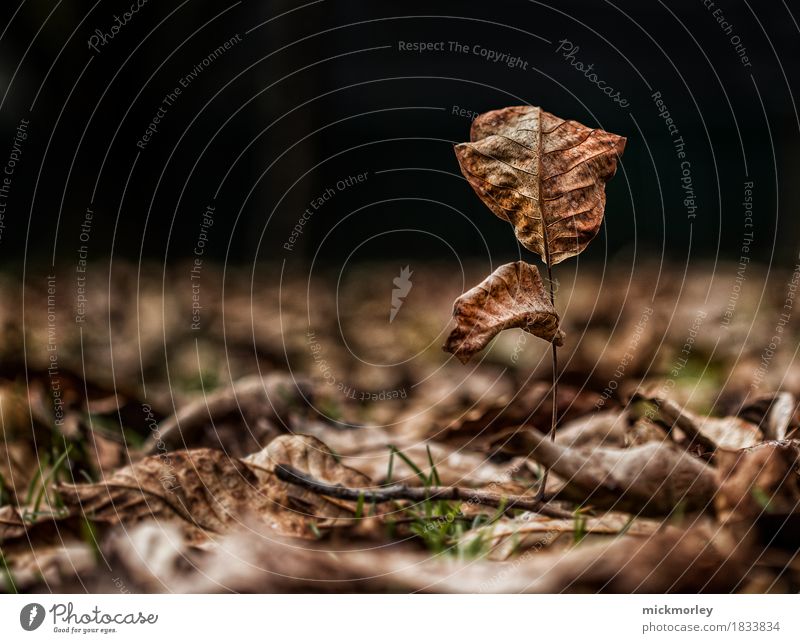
[275,464,573,519]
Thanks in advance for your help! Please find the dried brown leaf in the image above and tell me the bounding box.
[243,434,372,522]
[59,435,371,543]
[0,384,61,503]
[146,374,314,455]
[443,262,563,363]
[455,106,625,264]
[435,382,605,449]
[738,392,798,441]
[633,390,762,451]
[691,415,763,451]
[626,416,671,446]
[110,521,744,593]
[343,442,522,488]
[0,505,31,541]
[1,541,95,592]
[59,448,272,544]
[716,441,800,541]
[557,410,629,449]
[523,426,717,515]
[514,525,746,593]
[460,512,664,561]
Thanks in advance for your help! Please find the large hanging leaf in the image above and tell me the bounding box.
[455,106,626,264]
[443,261,564,363]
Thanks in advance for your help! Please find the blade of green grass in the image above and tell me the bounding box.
[385,448,395,485]
[388,445,427,485]
[355,491,365,519]
[573,510,587,546]
[31,444,72,515]
[0,551,17,593]
[25,452,50,506]
[426,444,441,487]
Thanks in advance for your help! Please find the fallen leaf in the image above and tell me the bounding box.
[146,374,314,455]
[691,415,763,451]
[59,448,272,544]
[59,435,372,543]
[523,426,717,515]
[514,525,746,593]
[443,262,563,363]
[434,381,605,449]
[556,410,629,449]
[459,512,664,561]
[715,441,800,536]
[287,418,520,488]
[0,505,33,541]
[0,504,99,592]
[104,521,192,593]
[1,541,96,592]
[633,390,762,451]
[625,416,670,446]
[0,384,61,503]
[107,521,744,593]
[455,106,625,264]
[244,434,373,523]
[738,392,797,441]
[342,441,524,488]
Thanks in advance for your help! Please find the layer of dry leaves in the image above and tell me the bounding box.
[1,257,799,593]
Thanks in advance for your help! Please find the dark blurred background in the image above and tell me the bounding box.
[0,0,797,270]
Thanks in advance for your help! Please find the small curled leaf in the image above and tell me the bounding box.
[443,261,564,364]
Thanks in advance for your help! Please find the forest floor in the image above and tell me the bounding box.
[1,260,799,592]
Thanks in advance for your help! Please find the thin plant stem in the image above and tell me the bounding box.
[536,262,559,501]
[534,113,559,502]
